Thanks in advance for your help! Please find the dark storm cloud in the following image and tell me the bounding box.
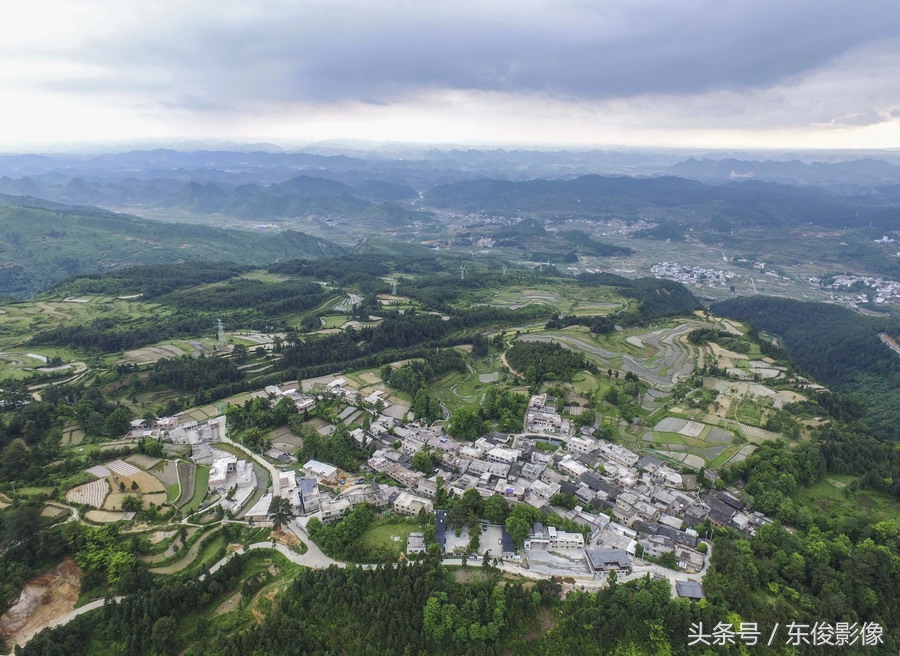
[47,0,900,108]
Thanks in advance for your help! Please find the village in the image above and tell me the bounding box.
[824,274,900,305]
[103,372,776,598]
[650,262,735,288]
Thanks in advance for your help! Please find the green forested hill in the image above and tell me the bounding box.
[0,199,345,296]
[711,296,900,437]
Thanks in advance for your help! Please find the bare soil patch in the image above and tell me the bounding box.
[214,592,243,616]
[271,529,303,549]
[85,509,129,523]
[0,558,82,651]
[40,505,68,521]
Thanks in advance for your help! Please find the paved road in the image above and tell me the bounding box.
[219,426,283,499]
[204,541,336,578]
[7,516,710,653]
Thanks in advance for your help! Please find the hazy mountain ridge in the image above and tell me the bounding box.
[0,172,422,223]
[0,197,344,297]
[423,174,900,229]
[666,156,900,190]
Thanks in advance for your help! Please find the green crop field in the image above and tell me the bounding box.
[183,465,210,514]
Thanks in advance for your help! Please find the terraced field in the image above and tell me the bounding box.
[519,320,702,390]
[175,462,198,508]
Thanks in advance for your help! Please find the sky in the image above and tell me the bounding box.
[2,0,900,152]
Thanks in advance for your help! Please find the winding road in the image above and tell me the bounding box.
[4,520,710,656]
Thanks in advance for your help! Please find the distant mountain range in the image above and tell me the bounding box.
[1,148,899,298]
[0,174,422,225]
[423,174,900,230]
[0,195,344,297]
[665,157,900,191]
[3,149,900,225]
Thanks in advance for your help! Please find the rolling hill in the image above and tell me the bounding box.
[0,196,344,297]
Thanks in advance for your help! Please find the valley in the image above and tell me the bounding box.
[0,149,898,655]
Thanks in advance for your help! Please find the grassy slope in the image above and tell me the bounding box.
[0,202,344,297]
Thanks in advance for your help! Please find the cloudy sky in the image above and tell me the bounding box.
[2,0,900,151]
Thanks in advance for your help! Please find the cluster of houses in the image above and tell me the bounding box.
[650,262,735,288]
[146,383,770,587]
[826,273,900,305]
[127,415,223,446]
[524,393,571,435]
[277,458,434,528]
[264,385,317,413]
[261,390,772,581]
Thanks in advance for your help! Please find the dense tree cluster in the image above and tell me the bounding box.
[202,557,555,656]
[73,523,139,590]
[0,506,74,617]
[446,386,529,439]
[148,354,245,394]
[711,296,900,437]
[576,273,702,319]
[546,312,620,335]
[53,262,252,298]
[18,548,258,656]
[290,421,363,473]
[702,522,899,655]
[532,577,718,655]
[276,307,542,384]
[1,383,132,483]
[506,341,596,383]
[815,424,900,500]
[306,504,377,561]
[479,387,528,432]
[268,254,390,284]
[722,440,826,519]
[29,314,253,353]
[226,396,296,433]
[381,349,467,397]
[160,278,328,315]
[559,229,634,256]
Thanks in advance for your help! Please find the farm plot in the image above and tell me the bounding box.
[147,459,180,487]
[647,415,748,468]
[268,427,303,455]
[174,462,197,508]
[60,425,85,447]
[126,454,162,470]
[706,427,735,444]
[84,510,130,523]
[67,459,170,511]
[120,344,185,365]
[66,479,109,508]
[737,423,782,442]
[184,405,220,421]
